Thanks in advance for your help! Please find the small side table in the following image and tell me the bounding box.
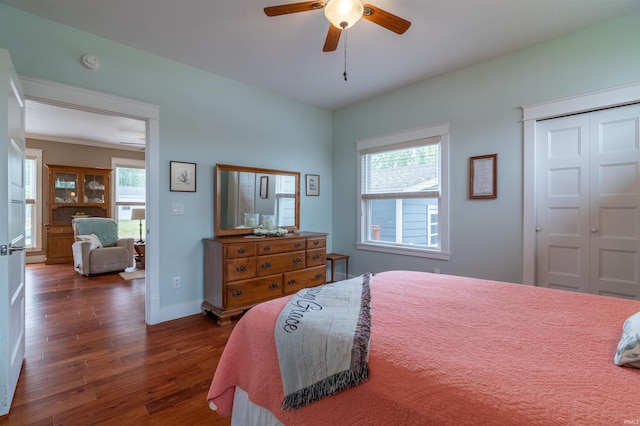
[326,253,349,283]
[134,243,146,269]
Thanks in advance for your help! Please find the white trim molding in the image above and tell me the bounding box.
[20,76,162,325]
[521,81,640,285]
[356,123,450,260]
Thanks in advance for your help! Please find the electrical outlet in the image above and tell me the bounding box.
[173,276,181,288]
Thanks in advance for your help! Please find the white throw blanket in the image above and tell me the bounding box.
[274,273,371,410]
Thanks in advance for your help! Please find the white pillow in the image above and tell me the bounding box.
[77,233,103,250]
[614,311,640,368]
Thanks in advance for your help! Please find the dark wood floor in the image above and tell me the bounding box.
[0,263,234,425]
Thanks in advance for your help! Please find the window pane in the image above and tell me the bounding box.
[275,175,296,194]
[277,197,295,227]
[118,205,145,241]
[116,167,146,202]
[24,158,37,248]
[25,203,33,247]
[363,144,440,194]
[25,158,35,199]
[367,198,439,249]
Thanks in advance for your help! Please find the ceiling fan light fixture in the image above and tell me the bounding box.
[324,0,363,29]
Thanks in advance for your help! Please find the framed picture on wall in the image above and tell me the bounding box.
[469,154,497,199]
[306,174,320,196]
[170,161,196,192]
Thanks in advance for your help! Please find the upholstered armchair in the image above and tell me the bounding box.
[71,217,134,276]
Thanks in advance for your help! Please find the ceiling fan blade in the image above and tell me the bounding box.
[264,1,325,17]
[323,24,342,52]
[362,4,411,34]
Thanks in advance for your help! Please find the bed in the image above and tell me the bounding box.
[207,270,640,425]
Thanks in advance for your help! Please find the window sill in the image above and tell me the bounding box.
[356,242,450,260]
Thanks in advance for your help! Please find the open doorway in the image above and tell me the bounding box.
[25,100,147,262]
[20,75,161,324]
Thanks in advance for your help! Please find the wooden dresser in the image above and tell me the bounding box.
[202,232,327,325]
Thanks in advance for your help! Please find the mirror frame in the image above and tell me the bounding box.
[214,163,301,236]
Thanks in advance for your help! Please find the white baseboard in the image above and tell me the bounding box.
[26,255,46,264]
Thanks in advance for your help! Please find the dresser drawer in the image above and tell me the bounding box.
[226,275,283,308]
[257,238,305,255]
[225,243,256,258]
[306,248,326,267]
[283,265,326,295]
[256,251,306,276]
[226,257,257,281]
[306,236,326,250]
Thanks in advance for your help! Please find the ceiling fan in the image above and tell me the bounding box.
[264,0,411,52]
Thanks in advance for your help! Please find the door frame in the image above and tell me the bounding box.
[522,81,640,285]
[19,76,162,324]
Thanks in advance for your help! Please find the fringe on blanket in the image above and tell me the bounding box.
[282,273,372,410]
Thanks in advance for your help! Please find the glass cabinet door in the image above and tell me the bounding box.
[84,173,106,204]
[53,171,78,203]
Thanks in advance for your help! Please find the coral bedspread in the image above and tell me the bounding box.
[207,271,640,425]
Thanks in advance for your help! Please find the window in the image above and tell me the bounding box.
[25,148,43,251]
[112,158,145,240]
[275,175,296,227]
[356,124,449,259]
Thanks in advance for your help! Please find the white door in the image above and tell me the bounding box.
[0,49,26,416]
[536,103,640,299]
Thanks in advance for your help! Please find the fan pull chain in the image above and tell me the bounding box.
[342,23,348,81]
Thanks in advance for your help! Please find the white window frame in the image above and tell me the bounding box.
[356,123,450,260]
[275,174,296,227]
[25,148,43,251]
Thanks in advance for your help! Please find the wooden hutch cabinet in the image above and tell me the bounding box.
[45,164,112,264]
[202,232,327,325]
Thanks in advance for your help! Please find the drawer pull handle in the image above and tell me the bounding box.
[236,265,247,273]
[315,273,324,280]
[262,262,272,269]
[294,257,302,264]
[232,290,244,297]
[313,240,320,246]
[237,247,245,254]
[287,279,297,286]
[295,242,301,248]
[263,245,271,252]
[269,282,279,290]
[313,254,321,261]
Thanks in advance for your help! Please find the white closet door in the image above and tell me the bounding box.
[536,103,640,299]
[589,104,640,298]
[536,114,591,293]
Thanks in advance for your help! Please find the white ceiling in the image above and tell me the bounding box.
[7,0,640,145]
[25,100,147,150]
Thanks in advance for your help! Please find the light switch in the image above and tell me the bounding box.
[171,203,184,215]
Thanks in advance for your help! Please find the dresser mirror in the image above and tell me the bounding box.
[215,163,300,236]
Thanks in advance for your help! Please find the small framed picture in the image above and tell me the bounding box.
[170,161,196,192]
[306,174,320,196]
[260,176,268,199]
[469,154,497,199]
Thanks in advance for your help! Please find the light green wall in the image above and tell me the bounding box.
[332,12,640,283]
[0,5,333,320]
[2,4,640,317]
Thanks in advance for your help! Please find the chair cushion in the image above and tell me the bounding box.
[73,218,119,247]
